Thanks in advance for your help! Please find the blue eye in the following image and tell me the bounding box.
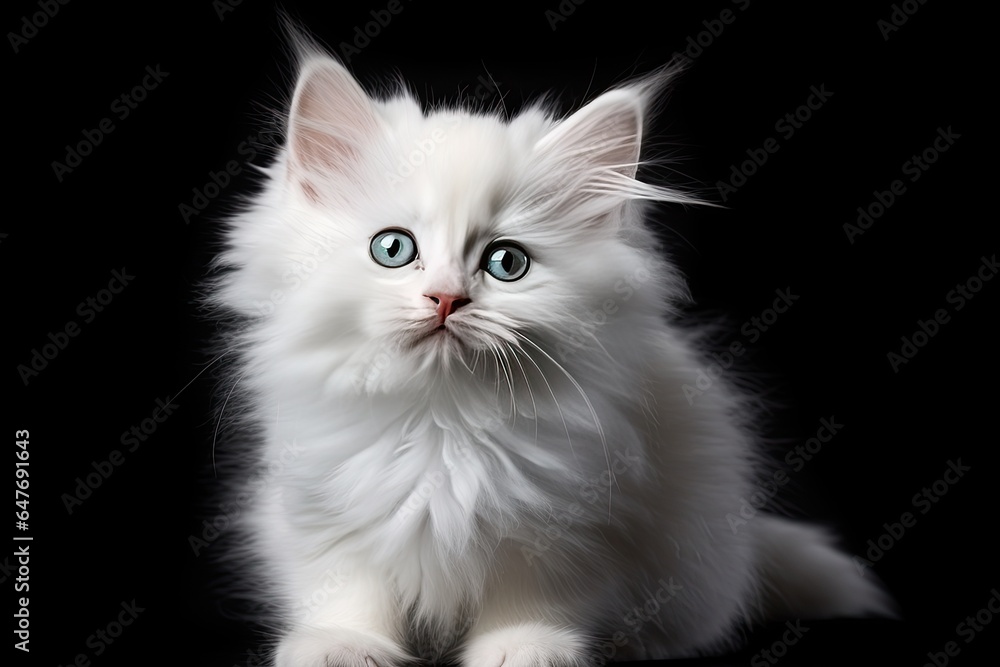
[482,241,530,281]
[370,229,417,268]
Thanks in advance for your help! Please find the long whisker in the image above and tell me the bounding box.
[175,347,237,402]
[505,341,538,442]
[213,370,247,477]
[510,331,614,519]
[495,341,517,422]
[488,342,502,399]
[510,332,607,449]
[510,338,569,456]
[456,344,478,377]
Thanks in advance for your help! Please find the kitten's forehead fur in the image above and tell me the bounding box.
[363,106,524,270]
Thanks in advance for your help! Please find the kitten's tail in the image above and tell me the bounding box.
[750,515,898,622]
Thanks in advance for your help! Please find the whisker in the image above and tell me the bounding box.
[488,343,502,399]
[213,370,248,477]
[457,347,477,376]
[511,330,614,520]
[494,342,517,421]
[499,341,528,429]
[511,332,607,450]
[175,347,237,402]
[510,336,571,457]
[506,342,540,445]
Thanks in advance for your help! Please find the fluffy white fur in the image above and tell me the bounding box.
[208,39,893,666]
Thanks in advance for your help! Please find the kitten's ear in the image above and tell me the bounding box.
[287,57,383,201]
[534,88,645,181]
[526,67,701,226]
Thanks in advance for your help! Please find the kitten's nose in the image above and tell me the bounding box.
[425,294,471,323]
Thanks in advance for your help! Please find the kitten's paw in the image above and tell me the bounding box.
[461,623,588,667]
[275,627,409,667]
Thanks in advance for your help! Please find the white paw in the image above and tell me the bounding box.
[275,626,408,667]
[462,623,588,667]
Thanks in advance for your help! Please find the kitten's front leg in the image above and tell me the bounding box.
[461,623,589,667]
[275,627,407,667]
[460,553,591,667]
[275,566,411,667]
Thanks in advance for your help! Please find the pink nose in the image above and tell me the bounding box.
[425,294,471,323]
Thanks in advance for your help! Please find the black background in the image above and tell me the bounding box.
[6,1,995,666]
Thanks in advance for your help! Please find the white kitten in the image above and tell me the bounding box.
[208,36,893,666]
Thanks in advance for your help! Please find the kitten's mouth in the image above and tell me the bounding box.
[405,317,485,355]
[410,321,461,348]
[431,324,459,342]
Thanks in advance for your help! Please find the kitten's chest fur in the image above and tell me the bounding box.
[263,375,645,610]
[278,392,599,539]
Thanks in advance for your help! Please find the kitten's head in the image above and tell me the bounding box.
[215,49,696,398]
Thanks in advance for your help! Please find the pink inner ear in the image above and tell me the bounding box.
[287,59,382,200]
[534,89,645,181]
